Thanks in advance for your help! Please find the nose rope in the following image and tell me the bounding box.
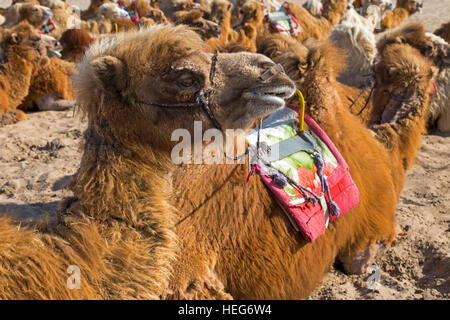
[348,76,375,115]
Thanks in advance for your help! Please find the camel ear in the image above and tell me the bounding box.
[90,56,127,92]
[227,3,232,11]
[394,36,404,44]
[9,32,20,44]
[387,66,397,78]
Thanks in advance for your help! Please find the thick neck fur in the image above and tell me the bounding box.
[372,93,430,170]
[55,117,179,299]
[65,118,174,224]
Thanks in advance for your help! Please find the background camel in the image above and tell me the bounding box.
[0,21,44,126]
[377,22,450,132]
[59,28,91,62]
[341,4,381,32]
[303,0,323,17]
[434,20,450,43]
[172,9,220,39]
[370,43,436,194]
[329,21,376,87]
[231,0,348,50]
[2,2,52,28]
[18,56,76,111]
[380,0,422,30]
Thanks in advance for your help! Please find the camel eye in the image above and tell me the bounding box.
[178,77,197,88]
[195,21,204,28]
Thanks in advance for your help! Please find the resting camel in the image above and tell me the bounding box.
[303,0,323,17]
[258,33,376,123]
[59,28,92,63]
[209,0,347,52]
[18,56,76,112]
[172,9,221,39]
[434,21,450,44]
[380,0,422,30]
[0,21,44,126]
[360,0,393,16]
[369,43,436,193]
[0,23,434,299]
[377,22,450,132]
[329,21,376,88]
[2,2,52,28]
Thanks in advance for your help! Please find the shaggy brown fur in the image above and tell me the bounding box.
[376,22,450,131]
[370,43,435,194]
[81,0,112,20]
[142,8,168,24]
[16,2,52,28]
[380,0,421,30]
[434,21,450,44]
[59,28,92,63]
[172,9,221,39]
[0,22,43,126]
[112,17,139,32]
[138,17,157,28]
[206,1,257,53]
[377,22,450,69]
[19,57,75,111]
[233,0,347,50]
[258,34,375,124]
[208,0,231,25]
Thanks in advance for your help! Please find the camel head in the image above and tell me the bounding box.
[74,25,295,153]
[172,9,221,40]
[143,8,168,24]
[208,0,232,25]
[322,0,349,25]
[378,22,450,69]
[366,0,394,12]
[329,21,377,84]
[234,0,264,30]
[397,0,422,14]
[0,21,46,66]
[97,3,130,20]
[18,2,53,27]
[374,43,436,121]
[273,39,346,86]
[258,33,302,61]
[59,28,91,52]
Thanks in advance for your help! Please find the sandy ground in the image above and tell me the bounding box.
[0,0,449,300]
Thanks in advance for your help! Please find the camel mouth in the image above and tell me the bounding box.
[253,86,296,99]
[244,86,295,110]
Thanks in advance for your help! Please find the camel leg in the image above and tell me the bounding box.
[338,242,388,274]
[35,93,76,111]
[0,109,27,127]
[163,242,233,300]
[437,107,450,132]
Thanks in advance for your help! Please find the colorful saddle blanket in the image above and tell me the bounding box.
[267,2,302,37]
[246,107,360,242]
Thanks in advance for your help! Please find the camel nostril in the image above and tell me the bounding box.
[260,63,286,81]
